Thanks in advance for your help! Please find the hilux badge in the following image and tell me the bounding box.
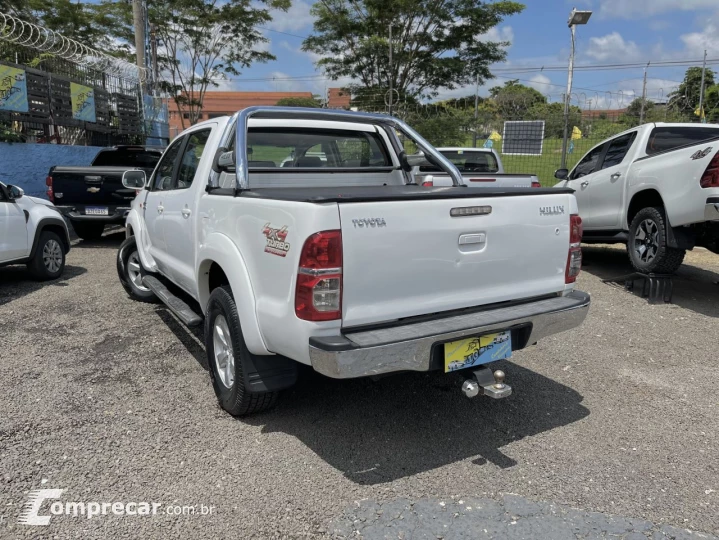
[539,205,565,216]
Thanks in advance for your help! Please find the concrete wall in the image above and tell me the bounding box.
[0,143,103,198]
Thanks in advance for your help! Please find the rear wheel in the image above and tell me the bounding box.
[72,221,105,241]
[28,231,65,281]
[205,286,278,417]
[627,207,685,274]
[117,236,156,302]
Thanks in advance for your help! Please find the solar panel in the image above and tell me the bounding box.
[502,120,546,156]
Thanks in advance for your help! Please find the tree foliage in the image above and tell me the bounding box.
[668,66,716,115]
[488,80,546,118]
[276,96,321,107]
[302,0,524,100]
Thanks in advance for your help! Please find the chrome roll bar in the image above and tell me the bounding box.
[224,106,463,189]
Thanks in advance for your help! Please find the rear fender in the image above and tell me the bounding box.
[197,232,269,356]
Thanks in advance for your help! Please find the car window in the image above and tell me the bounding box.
[247,128,390,168]
[646,126,719,156]
[420,150,499,174]
[152,138,184,191]
[0,183,6,201]
[176,129,212,189]
[570,144,606,179]
[601,132,637,170]
[92,148,162,168]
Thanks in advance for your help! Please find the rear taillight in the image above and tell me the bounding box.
[295,230,342,321]
[421,180,434,187]
[566,214,583,284]
[700,151,719,188]
[531,181,541,188]
[46,175,54,202]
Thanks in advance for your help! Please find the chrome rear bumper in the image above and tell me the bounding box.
[309,290,590,379]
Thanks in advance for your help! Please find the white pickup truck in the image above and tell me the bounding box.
[117,107,590,417]
[414,147,541,188]
[554,122,719,273]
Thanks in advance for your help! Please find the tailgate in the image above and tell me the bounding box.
[339,192,573,327]
[52,167,139,206]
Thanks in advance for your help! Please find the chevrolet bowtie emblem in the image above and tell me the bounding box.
[87,187,101,193]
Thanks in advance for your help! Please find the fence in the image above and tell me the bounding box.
[0,12,167,147]
[352,91,707,186]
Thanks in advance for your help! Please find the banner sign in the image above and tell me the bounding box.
[70,82,96,122]
[0,64,29,113]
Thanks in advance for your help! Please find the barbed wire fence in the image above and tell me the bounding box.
[0,11,162,146]
[337,85,708,186]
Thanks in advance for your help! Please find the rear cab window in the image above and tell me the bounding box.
[92,147,163,168]
[420,150,499,174]
[646,127,719,156]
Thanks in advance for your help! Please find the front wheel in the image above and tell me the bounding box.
[205,286,278,417]
[28,231,65,280]
[627,207,685,274]
[116,236,156,302]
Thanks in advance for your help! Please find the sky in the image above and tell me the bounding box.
[224,0,719,109]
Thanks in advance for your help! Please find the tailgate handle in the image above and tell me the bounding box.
[459,233,486,245]
[84,175,103,184]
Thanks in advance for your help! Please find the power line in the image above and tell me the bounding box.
[257,26,309,40]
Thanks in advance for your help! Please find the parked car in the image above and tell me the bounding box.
[49,145,164,240]
[414,147,541,188]
[0,181,70,280]
[554,122,719,273]
[117,107,590,417]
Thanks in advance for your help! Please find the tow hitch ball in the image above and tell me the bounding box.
[462,367,512,399]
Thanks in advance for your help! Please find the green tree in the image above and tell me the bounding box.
[488,80,547,118]
[302,0,524,100]
[276,96,321,108]
[668,66,716,115]
[140,0,290,129]
[406,108,474,146]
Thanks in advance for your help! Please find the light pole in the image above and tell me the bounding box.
[560,8,592,170]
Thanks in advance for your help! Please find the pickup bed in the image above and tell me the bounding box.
[116,107,590,417]
[414,147,541,188]
[49,145,163,240]
[554,122,719,273]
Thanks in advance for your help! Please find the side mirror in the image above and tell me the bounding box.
[122,170,147,189]
[554,168,569,180]
[216,149,235,172]
[7,185,24,200]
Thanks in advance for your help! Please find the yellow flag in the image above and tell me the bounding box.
[488,130,502,141]
[571,126,582,140]
[695,106,706,121]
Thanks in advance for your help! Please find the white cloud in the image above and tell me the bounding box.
[478,26,514,48]
[266,0,314,33]
[596,0,718,19]
[585,32,642,62]
[527,74,552,94]
[680,14,719,58]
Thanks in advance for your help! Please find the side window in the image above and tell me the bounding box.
[646,127,719,155]
[570,144,606,179]
[152,138,184,191]
[601,132,637,170]
[0,183,6,201]
[176,129,212,189]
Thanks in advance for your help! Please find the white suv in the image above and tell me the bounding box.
[0,182,70,280]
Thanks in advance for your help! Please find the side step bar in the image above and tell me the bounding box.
[142,276,203,327]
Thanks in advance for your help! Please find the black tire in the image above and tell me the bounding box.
[116,236,156,303]
[72,221,105,241]
[28,231,65,281]
[205,286,278,417]
[627,207,685,274]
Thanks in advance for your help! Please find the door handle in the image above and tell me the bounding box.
[580,181,589,187]
[181,208,191,218]
[157,205,164,214]
[611,172,622,180]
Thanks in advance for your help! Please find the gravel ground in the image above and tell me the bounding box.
[0,232,718,539]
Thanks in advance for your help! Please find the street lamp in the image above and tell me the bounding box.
[560,8,592,170]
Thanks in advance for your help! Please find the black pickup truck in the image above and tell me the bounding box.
[48,145,163,240]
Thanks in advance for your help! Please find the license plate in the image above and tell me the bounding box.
[444,331,512,373]
[85,207,108,216]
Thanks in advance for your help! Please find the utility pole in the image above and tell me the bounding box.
[560,23,576,170]
[150,24,159,93]
[388,23,393,116]
[699,49,707,123]
[132,0,147,91]
[473,74,479,148]
[639,63,648,124]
